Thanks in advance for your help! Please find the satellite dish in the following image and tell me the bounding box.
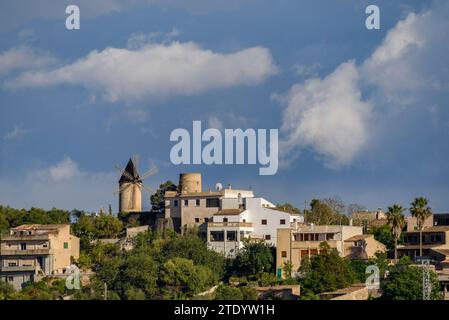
[215,183,223,191]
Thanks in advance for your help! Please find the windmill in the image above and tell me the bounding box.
[115,155,157,213]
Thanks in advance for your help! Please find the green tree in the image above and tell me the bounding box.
[410,197,432,256]
[367,225,402,250]
[151,181,177,214]
[275,203,300,214]
[386,204,406,260]
[239,286,258,300]
[234,239,275,275]
[381,265,441,300]
[0,280,15,300]
[215,284,243,300]
[94,215,123,238]
[160,257,215,298]
[119,251,158,298]
[300,248,357,296]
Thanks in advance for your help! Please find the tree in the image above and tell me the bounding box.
[381,265,441,300]
[160,257,214,298]
[347,203,368,216]
[305,200,335,225]
[410,197,432,256]
[386,204,406,260]
[367,225,402,250]
[215,284,243,300]
[119,251,158,298]
[151,181,177,214]
[234,239,275,275]
[0,280,14,300]
[275,203,300,214]
[300,248,357,296]
[282,261,294,279]
[94,215,123,238]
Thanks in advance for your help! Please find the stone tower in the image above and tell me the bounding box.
[118,158,142,213]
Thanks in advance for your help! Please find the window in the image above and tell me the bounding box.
[227,231,237,241]
[195,199,201,206]
[242,219,246,222]
[210,231,224,242]
[7,276,14,282]
[206,198,220,208]
[43,244,48,248]
[204,218,209,223]
[281,251,287,258]
[280,219,286,225]
[223,218,228,223]
[194,218,200,223]
[8,262,17,267]
[265,234,271,240]
[173,200,179,207]
[184,199,188,206]
[64,242,69,249]
[20,243,27,250]
[261,219,267,225]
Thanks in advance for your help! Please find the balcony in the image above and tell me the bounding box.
[0,265,37,272]
[2,235,50,241]
[207,222,253,228]
[0,249,50,256]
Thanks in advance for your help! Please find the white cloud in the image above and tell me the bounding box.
[280,61,372,168]
[293,62,320,77]
[0,46,57,77]
[3,125,29,140]
[279,1,449,169]
[0,157,120,212]
[45,157,80,182]
[5,41,277,103]
[362,3,449,106]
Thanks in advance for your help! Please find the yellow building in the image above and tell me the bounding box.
[276,225,386,279]
[0,224,80,290]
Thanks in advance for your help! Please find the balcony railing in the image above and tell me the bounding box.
[0,249,50,256]
[207,222,253,228]
[0,265,37,272]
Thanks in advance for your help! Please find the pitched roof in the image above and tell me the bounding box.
[119,158,140,183]
[405,226,449,233]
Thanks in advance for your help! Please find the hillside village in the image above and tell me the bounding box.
[1,158,448,300]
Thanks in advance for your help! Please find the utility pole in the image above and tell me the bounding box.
[422,259,431,300]
[104,282,108,300]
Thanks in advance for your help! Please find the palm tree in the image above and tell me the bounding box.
[386,204,406,260]
[410,197,432,257]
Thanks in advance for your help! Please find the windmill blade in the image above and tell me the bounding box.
[113,183,131,195]
[140,166,158,180]
[115,164,135,181]
[141,184,153,194]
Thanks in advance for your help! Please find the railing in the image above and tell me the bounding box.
[207,222,253,228]
[1,235,50,241]
[0,249,50,256]
[0,265,37,272]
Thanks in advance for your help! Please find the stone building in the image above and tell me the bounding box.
[0,224,79,290]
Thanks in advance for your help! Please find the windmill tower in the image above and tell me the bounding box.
[116,156,157,213]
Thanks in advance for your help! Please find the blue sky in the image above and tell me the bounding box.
[0,0,448,213]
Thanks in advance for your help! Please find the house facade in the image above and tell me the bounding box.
[164,173,254,233]
[276,225,385,279]
[0,224,80,290]
[207,197,304,257]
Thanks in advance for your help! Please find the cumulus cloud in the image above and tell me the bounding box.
[280,62,372,168]
[361,4,449,106]
[0,46,57,77]
[3,125,30,140]
[31,157,81,182]
[0,157,120,212]
[279,1,449,169]
[4,41,277,102]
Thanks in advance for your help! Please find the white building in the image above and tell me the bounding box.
[207,197,304,257]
